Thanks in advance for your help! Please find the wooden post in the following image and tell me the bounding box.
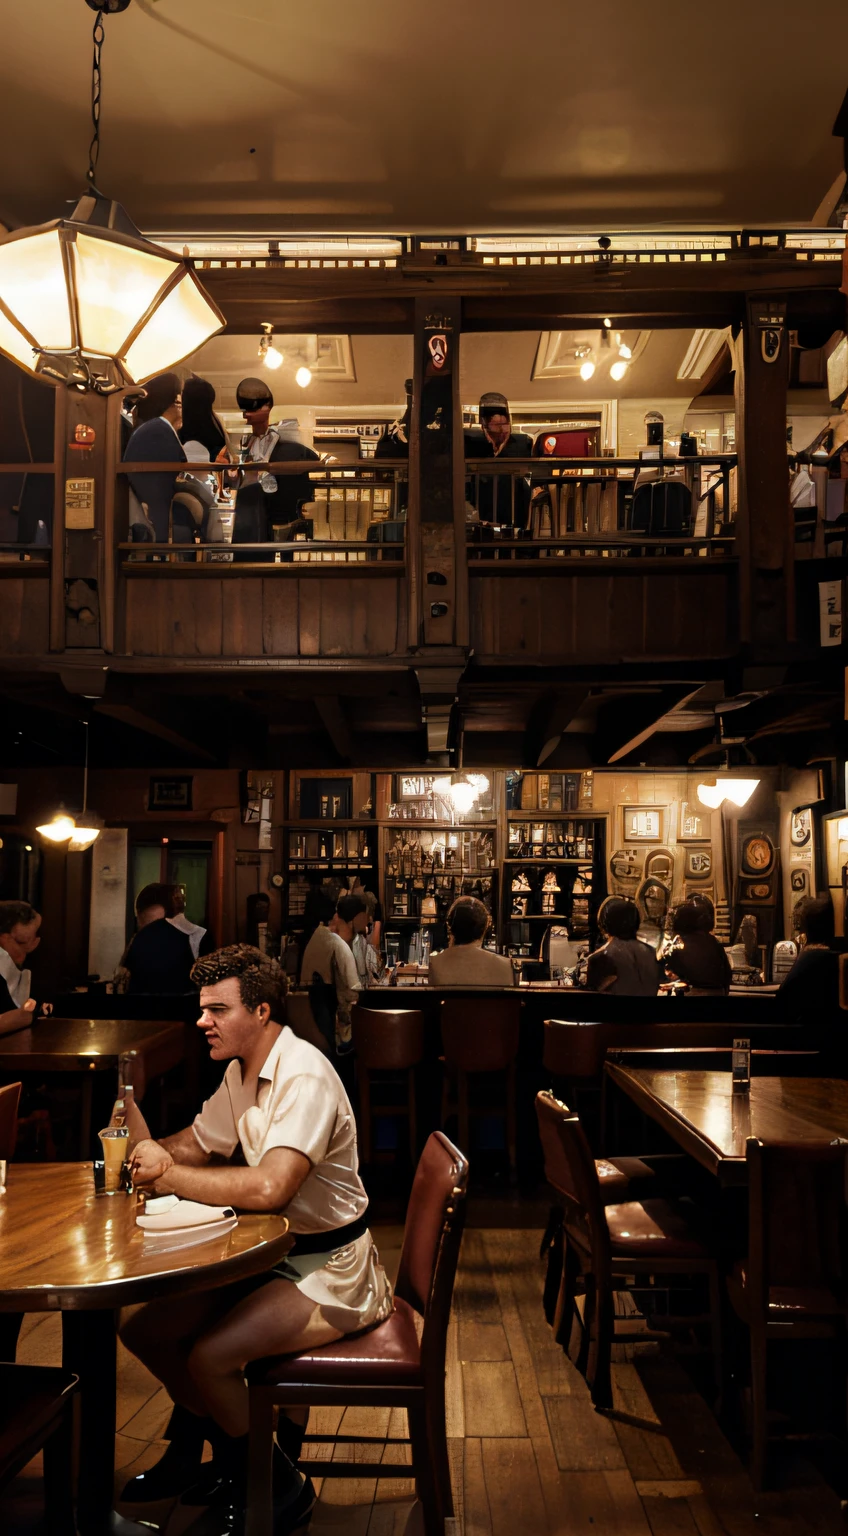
[734,295,794,648]
[49,387,118,656]
[407,295,468,650]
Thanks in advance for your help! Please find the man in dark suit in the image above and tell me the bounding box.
[124,883,195,995]
[232,378,320,558]
[464,390,533,526]
[123,373,192,546]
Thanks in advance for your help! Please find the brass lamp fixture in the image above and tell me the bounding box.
[0,0,224,392]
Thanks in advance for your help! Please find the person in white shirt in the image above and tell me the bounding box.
[299,893,361,1053]
[0,900,50,1034]
[428,895,513,986]
[166,883,211,960]
[120,944,391,1532]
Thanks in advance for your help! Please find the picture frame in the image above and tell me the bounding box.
[685,848,712,880]
[741,833,775,878]
[149,775,193,812]
[790,807,812,847]
[622,806,665,843]
[739,878,773,904]
[678,801,710,842]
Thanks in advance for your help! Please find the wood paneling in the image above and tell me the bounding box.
[122,574,403,659]
[0,572,50,654]
[470,564,738,662]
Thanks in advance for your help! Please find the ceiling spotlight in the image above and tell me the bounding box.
[258,322,283,370]
[603,317,612,329]
[618,343,632,360]
[295,365,312,388]
[609,359,628,382]
[579,360,596,381]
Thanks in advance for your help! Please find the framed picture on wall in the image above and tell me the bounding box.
[678,801,710,841]
[741,833,775,877]
[623,806,665,843]
[739,878,774,904]
[790,808,812,847]
[149,776,193,812]
[685,848,712,880]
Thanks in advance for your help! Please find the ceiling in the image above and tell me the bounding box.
[0,1,846,235]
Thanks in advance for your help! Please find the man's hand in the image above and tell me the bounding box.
[130,1139,174,1188]
[39,1002,53,1016]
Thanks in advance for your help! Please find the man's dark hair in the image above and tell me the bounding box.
[671,901,702,937]
[337,893,367,925]
[796,894,835,947]
[598,895,640,941]
[135,883,174,917]
[447,895,489,945]
[0,900,37,937]
[191,944,286,1017]
[690,894,715,932]
[134,371,181,423]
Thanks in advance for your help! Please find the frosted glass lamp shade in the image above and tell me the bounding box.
[36,812,76,843]
[696,782,725,809]
[0,202,224,389]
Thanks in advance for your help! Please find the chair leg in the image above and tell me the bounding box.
[555,1234,580,1356]
[42,1407,76,1536]
[408,1396,442,1536]
[587,1280,614,1411]
[425,1392,455,1523]
[358,1065,372,1165]
[749,1326,769,1492]
[541,1206,564,1328]
[246,1388,276,1536]
[575,1272,594,1378]
[707,1262,723,1407]
[457,1071,470,1160]
[407,1067,417,1163]
[505,1062,517,1177]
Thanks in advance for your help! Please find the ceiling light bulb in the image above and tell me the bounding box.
[618,343,632,360]
[610,360,628,382]
[295,366,312,388]
[36,812,76,843]
[263,344,283,370]
[603,318,612,329]
[579,360,595,381]
[696,782,725,809]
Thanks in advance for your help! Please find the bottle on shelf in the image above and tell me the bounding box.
[109,1050,137,1129]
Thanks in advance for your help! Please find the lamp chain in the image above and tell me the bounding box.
[87,7,106,187]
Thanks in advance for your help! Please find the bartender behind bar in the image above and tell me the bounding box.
[465,390,532,526]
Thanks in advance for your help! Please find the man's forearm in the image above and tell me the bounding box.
[156,1160,294,1211]
[0,1008,34,1037]
[160,1125,211,1166]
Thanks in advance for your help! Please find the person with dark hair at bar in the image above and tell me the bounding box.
[428,895,512,985]
[180,375,230,462]
[665,898,731,996]
[299,891,360,1053]
[232,378,320,558]
[585,896,661,996]
[123,371,192,547]
[123,883,195,995]
[464,390,533,526]
[119,944,391,1532]
[0,900,49,1034]
[777,894,841,1022]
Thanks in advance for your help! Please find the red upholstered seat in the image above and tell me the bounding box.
[602,1198,713,1259]
[252,1297,422,1389]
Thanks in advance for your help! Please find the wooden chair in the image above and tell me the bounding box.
[727,1137,848,1489]
[440,995,520,1171]
[0,1363,78,1535]
[0,1081,21,1160]
[535,1090,722,1409]
[246,1132,468,1536]
[351,1006,425,1163]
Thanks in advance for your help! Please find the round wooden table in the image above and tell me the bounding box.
[0,1163,292,1535]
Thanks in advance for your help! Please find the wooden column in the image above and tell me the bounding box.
[733,295,794,649]
[49,387,120,656]
[406,296,469,651]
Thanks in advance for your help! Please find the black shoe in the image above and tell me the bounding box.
[120,1443,207,1503]
[201,1471,315,1536]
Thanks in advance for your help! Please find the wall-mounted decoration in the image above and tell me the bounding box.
[740,879,773,904]
[645,848,674,884]
[741,833,775,877]
[623,806,665,842]
[790,808,812,847]
[149,776,193,812]
[678,801,710,841]
[685,848,712,880]
[790,868,809,896]
[609,847,642,895]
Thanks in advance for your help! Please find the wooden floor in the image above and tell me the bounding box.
[3,1223,846,1536]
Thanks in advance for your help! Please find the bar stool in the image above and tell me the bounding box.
[440,996,520,1170]
[0,1364,78,1535]
[351,1006,425,1164]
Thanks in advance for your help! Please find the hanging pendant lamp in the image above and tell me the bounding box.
[0,1,224,393]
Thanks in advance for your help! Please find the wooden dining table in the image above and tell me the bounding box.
[0,1163,293,1535]
[605,1066,848,1186]
[0,1018,185,1157]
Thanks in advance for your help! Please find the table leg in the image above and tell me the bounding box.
[62,1308,117,1536]
[79,1072,94,1161]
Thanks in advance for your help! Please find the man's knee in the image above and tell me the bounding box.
[188,1330,239,1388]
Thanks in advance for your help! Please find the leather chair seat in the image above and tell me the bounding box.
[727,1263,848,1321]
[250,1298,422,1389]
[595,1156,657,1202]
[601,1198,712,1259]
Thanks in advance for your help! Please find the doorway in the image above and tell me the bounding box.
[129,839,213,930]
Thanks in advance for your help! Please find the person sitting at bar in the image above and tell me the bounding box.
[665,898,731,996]
[585,895,661,996]
[232,378,320,557]
[123,372,192,547]
[123,883,195,995]
[464,391,532,526]
[0,900,49,1035]
[777,894,841,1023]
[299,891,361,1053]
[119,944,392,1531]
[167,883,214,961]
[428,895,512,985]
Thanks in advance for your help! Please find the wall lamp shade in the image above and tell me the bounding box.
[36,811,76,843]
[696,777,760,810]
[68,814,104,852]
[0,193,225,391]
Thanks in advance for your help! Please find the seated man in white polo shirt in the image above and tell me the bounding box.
[119,943,392,1535]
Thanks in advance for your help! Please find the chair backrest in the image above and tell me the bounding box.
[284,993,330,1056]
[351,1007,425,1070]
[395,1133,468,1375]
[535,1090,610,1278]
[745,1137,848,1311]
[542,1018,804,1082]
[0,1083,22,1161]
[440,996,520,1072]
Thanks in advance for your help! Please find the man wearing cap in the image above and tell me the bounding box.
[464,391,532,526]
[233,379,320,554]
